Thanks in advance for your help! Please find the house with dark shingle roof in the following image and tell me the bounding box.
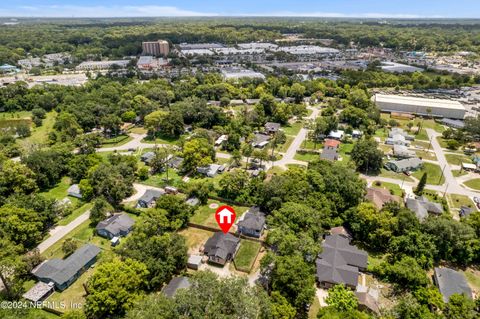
[162,276,191,298]
[136,189,165,208]
[203,232,240,266]
[406,196,443,221]
[316,234,368,289]
[433,267,473,302]
[32,244,101,291]
[264,122,281,134]
[96,213,135,239]
[237,207,266,238]
[320,147,339,161]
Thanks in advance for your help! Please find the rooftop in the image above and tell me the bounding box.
[375,94,465,111]
[434,267,472,302]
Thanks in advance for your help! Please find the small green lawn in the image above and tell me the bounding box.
[40,176,76,201]
[412,162,445,185]
[294,151,319,162]
[452,169,468,177]
[300,139,323,150]
[266,166,286,175]
[128,127,148,134]
[411,140,431,149]
[282,122,303,136]
[447,194,476,210]
[464,178,480,191]
[234,240,261,272]
[414,129,429,141]
[100,134,133,147]
[140,168,184,189]
[445,153,470,165]
[142,134,180,145]
[18,111,57,149]
[379,169,415,182]
[415,150,437,161]
[278,136,294,153]
[436,137,449,149]
[372,181,404,197]
[48,267,94,311]
[190,199,249,229]
[58,203,92,226]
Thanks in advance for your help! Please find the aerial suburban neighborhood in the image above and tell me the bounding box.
[1,2,480,319]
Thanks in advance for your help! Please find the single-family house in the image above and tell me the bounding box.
[67,184,82,199]
[237,207,266,238]
[324,139,341,149]
[169,156,184,169]
[245,99,260,105]
[197,164,226,177]
[462,163,478,172]
[389,128,414,141]
[215,135,228,146]
[385,134,410,147]
[384,158,423,173]
[352,130,363,139]
[136,189,165,208]
[406,196,444,221]
[433,267,473,303]
[365,187,401,209]
[328,130,345,140]
[316,234,368,289]
[356,290,380,315]
[162,277,191,298]
[393,144,415,158]
[203,232,240,266]
[252,133,271,148]
[328,226,352,241]
[320,147,339,161]
[264,122,281,134]
[141,151,155,164]
[32,245,101,291]
[96,213,135,239]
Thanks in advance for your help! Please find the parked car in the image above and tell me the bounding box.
[474,197,480,204]
[404,171,411,176]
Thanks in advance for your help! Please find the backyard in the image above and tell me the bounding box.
[234,240,261,273]
[190,199,250,229]
[178,227,212,253]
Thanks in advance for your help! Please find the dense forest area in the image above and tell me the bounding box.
[1,18,480,63]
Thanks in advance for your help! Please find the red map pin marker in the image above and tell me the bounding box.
[215,205,236,234]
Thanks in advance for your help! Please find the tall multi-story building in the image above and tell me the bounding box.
[142,40,169,57]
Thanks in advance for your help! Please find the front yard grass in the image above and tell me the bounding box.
[294,151,319,162]
[234,240,261,272]
[278,136,294,153]
[282,122,303,136]
[142,134,180,145]
[100,134,133,147]
[415,150,437,161]
[447,194,476,210]
[445,153,470,165]
[141,168,184,188]
[412,162,445,185]
[464,178,480,191]
[372,181,404,197]
[58,203,92,226]
[379,169,415,182]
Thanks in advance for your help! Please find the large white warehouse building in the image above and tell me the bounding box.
[374,94,466,120]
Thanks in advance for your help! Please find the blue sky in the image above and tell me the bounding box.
[1,1,480,18]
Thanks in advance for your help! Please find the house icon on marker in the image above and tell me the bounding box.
[217,208,234,224]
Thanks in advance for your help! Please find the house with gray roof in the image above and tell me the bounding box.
[32,244,101,291]
[433,267,472,302]
[168,156,184,169]
[237,207,266,238]
[67,184,82,199]
[162,276,191,298]
[320,147,339,161]
[203,232,240,266]
[406,196,444,221]
[316,234,368,289]
[136,189,165,208]
[197,164,226,177]
[264,122,281,134]
[384,158,423,173]
[252,133,271,148]
[393,144,415,158]
[385,134,410,147]
[140,151,155,164]
[96,213,135,239]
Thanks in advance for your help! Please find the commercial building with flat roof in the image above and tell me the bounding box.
[374,94,466,119]
[142,40,169,57]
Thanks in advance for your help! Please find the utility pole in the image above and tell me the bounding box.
[443,183,449,197]
[439,164,446,184]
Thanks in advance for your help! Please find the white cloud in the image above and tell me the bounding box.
[237,11,443,19]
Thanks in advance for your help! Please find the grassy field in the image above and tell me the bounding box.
[452,169,468,177]
[372,181,404,197]
[411,140,432,149]
[18,111,57,149]
[464,178,480,191]
[178,227,212,252]
[445,153,471,165]
[58,203,92,226]
[234,240,261,272]
[338,143,354,160]
[447,194,476,210]
[40,176,77,201]
[266,166,285,175]
[379,169,415,182]
[278,136,294,153]
[100,134,133,147]
[282,122,303,136]
[190,199,249,229]
[142,134,180,145]
[414,129,429,141]
[294,151,319,162]
[415,150,437,161]
[412,162,445,185]
[141,168,185,188]
[436,137,449,149]
[300,139,322,150]
[47,268,93,311]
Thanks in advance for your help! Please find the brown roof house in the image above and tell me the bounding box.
[365,187,401,209]
[316,234,368,289]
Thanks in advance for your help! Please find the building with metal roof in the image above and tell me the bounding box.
[32,244,101,291]
[374,94,466,119]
